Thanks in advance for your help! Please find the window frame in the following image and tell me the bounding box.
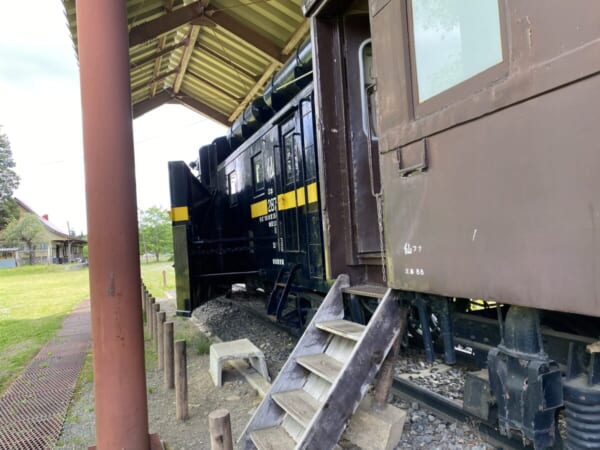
[251,151,265,194]
[406,0,509,117]
[226,169,238,206]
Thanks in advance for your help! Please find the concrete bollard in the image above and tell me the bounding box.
[164,322,174,389]
[209,409,233,450]
[175,340,188,420]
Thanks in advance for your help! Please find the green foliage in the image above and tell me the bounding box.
[190,332,211,355]
[138,206,172,262]
[0,127,20,229]
[2,214,45,265]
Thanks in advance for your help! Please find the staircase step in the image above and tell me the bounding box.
[272,389,321,427]
[342,284,387,299]
[296,353,343,383]
[250,426,296,450]
[316,319,366,342]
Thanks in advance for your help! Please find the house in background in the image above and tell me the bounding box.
[0,199,87,267]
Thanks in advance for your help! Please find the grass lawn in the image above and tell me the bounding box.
[140,260,175,299]
[0,260,176,395]
[0,264,90,395]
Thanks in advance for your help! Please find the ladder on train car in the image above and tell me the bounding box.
[239,274,404,450]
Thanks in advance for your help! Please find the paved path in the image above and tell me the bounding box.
[0,300,91,450]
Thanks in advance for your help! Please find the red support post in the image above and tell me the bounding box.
[75,1,151,448]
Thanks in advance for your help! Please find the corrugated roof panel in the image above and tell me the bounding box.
[61,0,310,124]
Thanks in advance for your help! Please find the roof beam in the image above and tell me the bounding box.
[132,90,174,119]
[227,20,310,122]
[174,92,230,125]
[150,0,177,96]
[281,20,310,57]
[129,1,208,47]
[206,11,282,61]
[131,68,178,92]
[130,40,186,69]
[228,61,278,122]
[187,70,243,102]
[196,43,258,82]
[173,25,201,94]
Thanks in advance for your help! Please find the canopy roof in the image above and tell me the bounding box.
[62,0,309,125]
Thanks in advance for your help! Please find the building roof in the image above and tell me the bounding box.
[61,0,310,125]
[14,199,87,244]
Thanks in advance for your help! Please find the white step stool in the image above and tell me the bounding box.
[209,338,270,387]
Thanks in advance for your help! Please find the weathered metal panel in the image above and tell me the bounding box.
[380,75,600,317]
[372,1,600,317]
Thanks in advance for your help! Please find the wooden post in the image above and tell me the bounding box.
[162,270,167,287]
[175,340,188,420]
[208,409,233,450]
[374,307,409,409]
[164,322,174,389]
[157,312,166,370]
[141,284,146,315]
[148,297,156,336]
[153,303,160,351]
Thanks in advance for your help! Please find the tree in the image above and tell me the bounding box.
[138,207,172,262]
[0,127,20,229]
[2,214,45,265]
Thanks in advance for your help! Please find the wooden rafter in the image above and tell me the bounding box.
[186,70,243,102]
[175,92,230,125]
[132,90,174,119]
[228,61,278,122]
[150,0,175,97]
[227,20,310,122]
[131,68,178,92]
[173,25,201,94]
[128,1,283,62]
[130,40,186,69]
[196,43,258,82]
[204,11,282,61]
[129,1,208,46]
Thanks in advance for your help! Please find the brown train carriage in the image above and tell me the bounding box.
[304,1,600,448]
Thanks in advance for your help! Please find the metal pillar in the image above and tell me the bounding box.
[75,1,150,448]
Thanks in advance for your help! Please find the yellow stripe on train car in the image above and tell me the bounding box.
[296,187,306,207]
[249,182,319,219]
[250,199,268,218]
[307,182,318,204]
[277,190,297,211]
[171,206,189,222]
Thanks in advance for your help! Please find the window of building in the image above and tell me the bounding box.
[251,152,264,193]
[410,0,504,104]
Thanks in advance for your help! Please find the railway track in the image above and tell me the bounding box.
[227,295,593,449]
[220,296,521,448]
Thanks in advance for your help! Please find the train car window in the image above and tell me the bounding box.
[251,152,265,193]
[409,0,504,104]
[302,106,316,181]
[359,39,378,139]
[283,131,300,186]
[227,170,238,206]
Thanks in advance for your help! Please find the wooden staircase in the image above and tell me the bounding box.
[238,274,404,450]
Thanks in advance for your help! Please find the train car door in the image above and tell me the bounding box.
[278,115,302,257]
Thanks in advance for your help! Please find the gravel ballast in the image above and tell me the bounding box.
[57,292,493,449]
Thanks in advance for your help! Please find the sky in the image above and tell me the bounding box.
[0,0,226,235]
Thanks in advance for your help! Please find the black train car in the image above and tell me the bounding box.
[171,0,600,447]
[169,40,328,326]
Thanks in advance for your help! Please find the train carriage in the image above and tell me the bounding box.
[169,1,600,447]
